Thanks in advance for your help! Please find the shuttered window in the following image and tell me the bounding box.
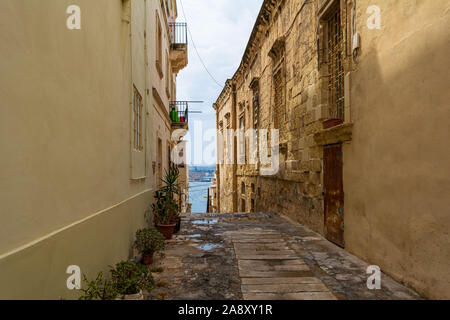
[133,86,143,151]
[273,69,284,130]
[327,8,345,120]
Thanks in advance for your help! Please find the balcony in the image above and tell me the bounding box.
[170,101,190,132]
[169,23,188,73]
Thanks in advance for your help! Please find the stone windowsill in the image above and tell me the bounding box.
[314,123,353,146]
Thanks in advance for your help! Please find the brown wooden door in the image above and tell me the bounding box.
[323,144,345,248]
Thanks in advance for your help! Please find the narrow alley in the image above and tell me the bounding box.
[150,213,421,300]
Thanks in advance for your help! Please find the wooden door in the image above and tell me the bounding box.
[323,144,345,247]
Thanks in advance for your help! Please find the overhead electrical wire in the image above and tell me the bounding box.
[178,0,223,88]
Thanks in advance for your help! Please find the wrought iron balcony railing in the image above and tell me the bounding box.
[169,22,188,48]
[170,101,202,126]
[170,101,189,124]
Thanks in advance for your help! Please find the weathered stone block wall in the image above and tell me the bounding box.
[216,0,450,299]
[227,0,327,235]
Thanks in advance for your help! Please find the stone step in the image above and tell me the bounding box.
[236,254,299,260]
[235,250,296,256]
[243,292,337,300]
[241,283,330,293]
[239,270,313,278]
[234,244,290,250]
[226,230,279,235]
[230,234,283,239]
[239,259,306,267]
[239,264,310,272]
[233,239,284,243]
[241,277,322,285]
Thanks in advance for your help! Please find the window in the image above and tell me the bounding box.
[241,181,246,195]
[251,79,260,129]
[133,86,143,151]
[156,14,163,77]
[273,69,284,130]
[251,184,255,193]
[241,199,246,213]
[225,113,231,129]
[239,116,246,164]
[326,5,344,120]
[269,38,285,130]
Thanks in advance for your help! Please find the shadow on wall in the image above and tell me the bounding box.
[345,22,450,299]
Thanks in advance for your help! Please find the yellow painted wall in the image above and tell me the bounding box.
[344,0,450,299]
[0,0,169,299]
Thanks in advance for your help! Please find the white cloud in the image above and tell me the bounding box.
[176,0,263,165]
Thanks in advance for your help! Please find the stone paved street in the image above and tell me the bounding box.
[150,213,422,300]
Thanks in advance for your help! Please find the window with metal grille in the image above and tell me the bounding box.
[252,82,260,129]
[270,38,285,130]
[327,7,345,121]
[239,116,246,164]
[273,69,283,129]
[133,86,143,151]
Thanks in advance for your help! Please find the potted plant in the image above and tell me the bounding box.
[78,272,118,300]
[110,261,154,300]
[133,228,166,265]
[152,165,181,239]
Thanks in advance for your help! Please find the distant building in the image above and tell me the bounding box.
[207,172,218,213]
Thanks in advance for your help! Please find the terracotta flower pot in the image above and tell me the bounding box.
[323,118,343,129]
[156,223,176,240]
[141,252,154,265]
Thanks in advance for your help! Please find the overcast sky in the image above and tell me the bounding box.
[176,0,263,166]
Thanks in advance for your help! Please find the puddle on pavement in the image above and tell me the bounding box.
[196,243,223,251]
[192,219,218,225]
[187,234,202,238]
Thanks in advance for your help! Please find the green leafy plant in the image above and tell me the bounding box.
[110,261,154,296]
[160,165,181,200]
[152,165,181,225]
[78,272,118,300]
[150,267,164,273]
[133,228,166,256]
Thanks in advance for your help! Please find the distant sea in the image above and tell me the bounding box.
[189,181,210,213]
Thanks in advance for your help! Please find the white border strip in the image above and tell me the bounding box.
[0,189,153,260]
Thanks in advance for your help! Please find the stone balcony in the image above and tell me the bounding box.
[169,23,188,74]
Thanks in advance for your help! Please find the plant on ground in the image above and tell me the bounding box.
[152,165,181,225]
[150,267,164,273]
[134,228,166,256]
[78,272,118,300]
[110,261,154,296]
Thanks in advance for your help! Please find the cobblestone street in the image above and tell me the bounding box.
[150,213,422,300]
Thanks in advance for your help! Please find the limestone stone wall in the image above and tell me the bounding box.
[215,0,450,299]
[216,0,327,234]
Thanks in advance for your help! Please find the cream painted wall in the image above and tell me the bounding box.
[148,0,177,191]
[0,0,163,299]
[344,0,450,299]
